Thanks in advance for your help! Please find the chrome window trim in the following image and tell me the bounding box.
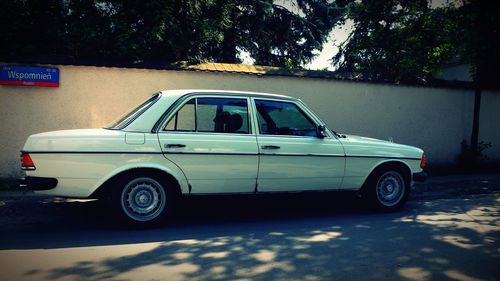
[152,92,297,133]
[157,94,255,135]
[256,134,325,140]
[251,97,333,139]
[157,131,258,137]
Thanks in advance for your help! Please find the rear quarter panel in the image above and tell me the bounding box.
[23,132,189,198]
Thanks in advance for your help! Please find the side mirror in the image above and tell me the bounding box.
[317,125,326,139]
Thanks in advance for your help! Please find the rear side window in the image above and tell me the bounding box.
[255,99,317,136]
[106,93,160,129]
[165,99,195,131]
[165,97,249,134]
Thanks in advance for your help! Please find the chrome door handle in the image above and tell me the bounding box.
[261,145,280,149]
[165,144,186,148]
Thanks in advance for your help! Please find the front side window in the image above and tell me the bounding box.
[255,99,317,136]
[165,97,249,134]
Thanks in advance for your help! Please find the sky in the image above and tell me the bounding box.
[304,20,353,71]
[303,0,452,70]
[240,1,352,71]
[240,20,353,71]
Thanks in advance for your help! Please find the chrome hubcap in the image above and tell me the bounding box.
[121,177,166,221]
[136,191,151,207]
[376,171,405,207]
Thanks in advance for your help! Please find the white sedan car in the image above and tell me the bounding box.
[20,89,427,226]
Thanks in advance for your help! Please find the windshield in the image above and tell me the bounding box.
[105,93,160,130]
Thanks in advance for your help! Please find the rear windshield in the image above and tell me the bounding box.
[105,93,160,130]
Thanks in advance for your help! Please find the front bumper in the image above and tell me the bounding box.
[19,176,58,190]
[412,172,427,182]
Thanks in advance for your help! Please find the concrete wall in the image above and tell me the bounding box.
[1,64,499,177]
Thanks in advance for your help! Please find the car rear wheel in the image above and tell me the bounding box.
[365,166,410,211]
[110,173,175,227]
[121,177,166,222]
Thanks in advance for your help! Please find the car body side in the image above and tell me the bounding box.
[21,89,424,198]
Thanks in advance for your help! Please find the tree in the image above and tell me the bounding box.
[0,0,349,68]
[225,0,350,67]
[454,0,500,157]
[334,0,500,159]
[0,0,67,60]
[333,0,457,84]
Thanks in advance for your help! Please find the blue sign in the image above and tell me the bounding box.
[0,65,59,87]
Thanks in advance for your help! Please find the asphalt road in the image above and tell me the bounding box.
[0,182,499,281]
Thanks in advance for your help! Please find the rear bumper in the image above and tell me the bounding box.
[412,172,427,182]
[19,176,58,190]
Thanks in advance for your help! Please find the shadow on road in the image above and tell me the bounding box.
[0,192,367,249]
[0,192,499,280]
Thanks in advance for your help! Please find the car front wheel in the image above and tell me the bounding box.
[365,166,410,211]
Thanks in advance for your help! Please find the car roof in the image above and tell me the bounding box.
[159,89,297,101]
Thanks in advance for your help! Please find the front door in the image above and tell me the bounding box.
[157,96,259,194]
[253,98,345,192]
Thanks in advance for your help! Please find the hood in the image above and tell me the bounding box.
[339,134,423,159]
[343,134,405,146]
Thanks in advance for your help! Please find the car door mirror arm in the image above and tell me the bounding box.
[317,125,327,139]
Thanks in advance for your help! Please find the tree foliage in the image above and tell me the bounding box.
[0,0,349,68]
[455,0,500,89]
[334,0,454,83]
[334,0,500,158]
[333,0,500,87]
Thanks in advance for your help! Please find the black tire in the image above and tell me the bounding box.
[109,172,177,228]
[363,165,410,211]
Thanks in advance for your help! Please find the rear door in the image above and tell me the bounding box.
[253,98,345,192]
[157,95,259,194]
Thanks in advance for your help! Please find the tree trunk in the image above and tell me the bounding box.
[222,3,237,63]
[469,0,486,157]
[470,79,481,155]
[222,26,237,63]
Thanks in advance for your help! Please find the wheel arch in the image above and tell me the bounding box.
[90,164,188,199]
[360,160,412,193]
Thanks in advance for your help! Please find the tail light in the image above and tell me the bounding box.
[420,153,427,169]
[21,153,36,170]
